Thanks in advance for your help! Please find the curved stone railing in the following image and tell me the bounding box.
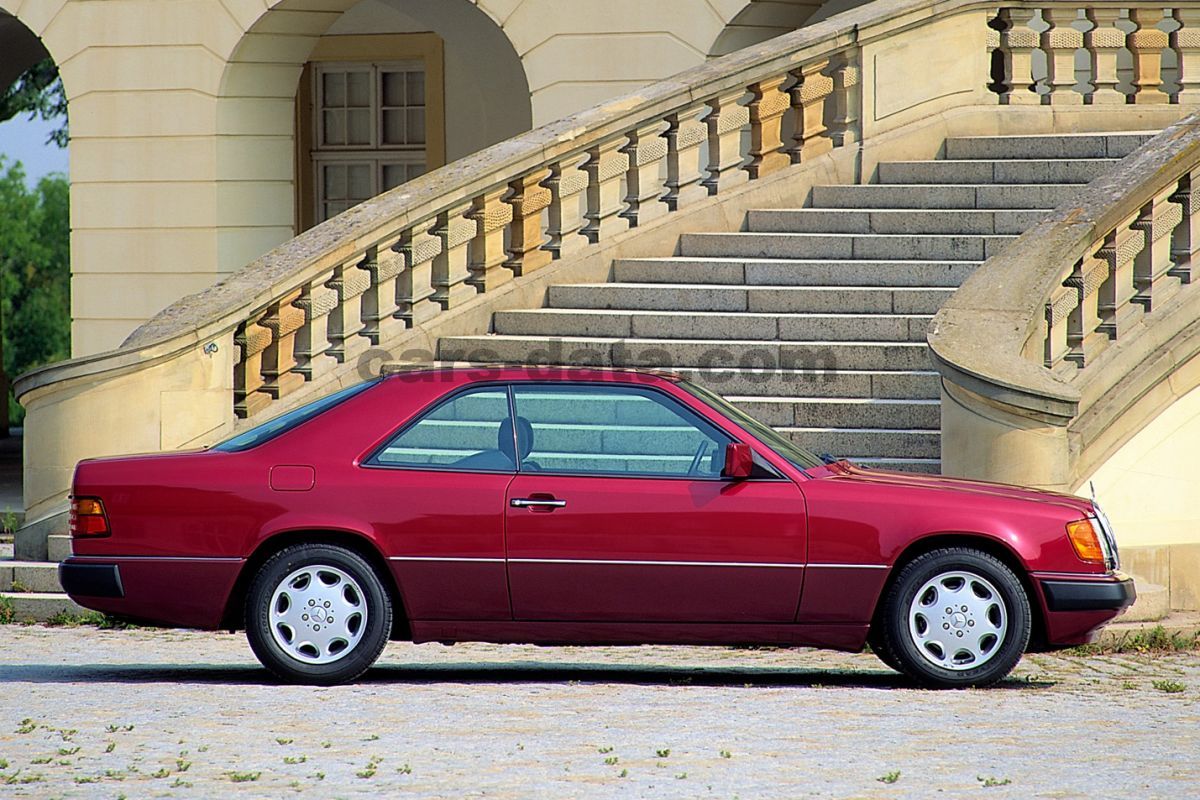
[930,111,1200,490]
[15,0,1200,520]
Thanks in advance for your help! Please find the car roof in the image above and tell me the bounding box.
[378,363,683,384]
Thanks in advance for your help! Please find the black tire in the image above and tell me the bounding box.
[245,543,393,685]
[876,547,1031,688]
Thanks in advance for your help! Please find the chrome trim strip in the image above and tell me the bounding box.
[69,555,244,563]
[807,563,890,570]
[389,556,506,563]
[509,558,803,568]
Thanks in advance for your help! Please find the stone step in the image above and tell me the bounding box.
[679,232,1014,261]
[746,208,1047,236]
[438,335,934,371]
[810,183,1082,210]
[0,592,88,624]
[856,457,941,474]
[669,367,941,399]
[943,131,1154,160]
[783,426,941,459]
[613,258,979,288]
[1122,575,1169,623]
[548,284,953,314]
[730,396,941,428]
[493,308,933,342]
[48,534,72,562]
[876,158,1116,185]
[0,560,64,593]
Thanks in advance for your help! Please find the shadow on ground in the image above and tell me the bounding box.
[0,661,1055,689]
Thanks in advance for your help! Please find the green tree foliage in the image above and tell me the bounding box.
[0,58,68,147]
[0,158,71,423]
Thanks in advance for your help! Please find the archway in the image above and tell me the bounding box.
[708,0,874,57]
[215,0,532,273]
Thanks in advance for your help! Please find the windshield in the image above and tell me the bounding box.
[678,380,825,471]
[212,379,379,452]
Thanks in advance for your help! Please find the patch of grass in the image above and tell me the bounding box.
[978,776,1012,787]
[321,742,332,749]
[597,746,613,754]
[105,724,134,733]
[150,767,171,779]
[720,749,732,759]
[104,742,116,753]
[1152,680,1186,694]
[0,595,14,625]
[0,759,6,769]
[357,756,383,779]
[397,763,412,775]
[15,719,36,734]
[365,734,380,742]
[275,737,294,746]
[103,769,125,780]
[1068,625,1200,655]
[655,748,671,758]
[171,778,193,788]
[227,771,261,783]
[57,746,79,756]
[604,756,619,766]
[3,771,45,785]
[74,775,99,784]
[283,755,306,765]
[8,579,30,593]
[877,770,901,784]
[30,756,52,765]
[675,772,688,780]
[618,768,628,778]
[176,758,192,772]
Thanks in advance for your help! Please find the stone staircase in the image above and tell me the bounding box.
[440,131,1154,473]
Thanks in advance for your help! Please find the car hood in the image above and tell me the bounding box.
[811,462,1095,516]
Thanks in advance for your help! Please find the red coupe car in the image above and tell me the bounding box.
[61,366,1132,686]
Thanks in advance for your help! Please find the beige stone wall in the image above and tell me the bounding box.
[0,0,792,359]
[1079,382,1200,548]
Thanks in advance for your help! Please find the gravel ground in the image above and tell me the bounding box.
[0,626,1196,799]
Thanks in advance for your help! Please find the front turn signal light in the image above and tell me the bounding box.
[1066,519,1104,564]
[70,496,110,538]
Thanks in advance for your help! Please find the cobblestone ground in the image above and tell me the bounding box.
[0,627,1196,799]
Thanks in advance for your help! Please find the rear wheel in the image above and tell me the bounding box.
[245,544,392,685]
[876,548,1030,688]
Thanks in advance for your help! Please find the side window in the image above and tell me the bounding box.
[511,385,733,478]
[369,386,515,471]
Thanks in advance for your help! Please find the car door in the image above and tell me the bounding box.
[504,382,807,623]
[358,384,516,621]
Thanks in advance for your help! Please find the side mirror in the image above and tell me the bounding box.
[723,442,753,479]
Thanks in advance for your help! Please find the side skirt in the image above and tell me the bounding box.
[408,621,870,652]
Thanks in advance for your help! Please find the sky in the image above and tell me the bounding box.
[0,113,69,185]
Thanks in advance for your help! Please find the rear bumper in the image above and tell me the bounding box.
[1041,575,1136,612]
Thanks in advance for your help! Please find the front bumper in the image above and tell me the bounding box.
[1040,573,1136,612]
[59,562,124,598]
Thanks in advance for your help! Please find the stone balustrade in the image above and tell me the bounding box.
[16,0,1200,521]
[930,111,1200,491]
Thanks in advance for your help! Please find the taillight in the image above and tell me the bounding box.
[70,496,110,538]
[1066,518,1104,564]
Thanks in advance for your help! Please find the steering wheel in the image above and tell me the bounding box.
[687,440,711,476]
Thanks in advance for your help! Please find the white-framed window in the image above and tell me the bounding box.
[312,61,427,223]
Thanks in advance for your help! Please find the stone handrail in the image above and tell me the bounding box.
[930,110,1200,489]
[15,0,1200,519]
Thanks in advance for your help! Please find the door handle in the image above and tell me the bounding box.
[510,497,567,509]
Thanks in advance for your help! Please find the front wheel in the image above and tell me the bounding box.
[245,544,393,685]
[875,548,1031,688]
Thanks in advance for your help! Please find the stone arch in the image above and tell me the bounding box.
[214,0,532,273]
[707,0,871,57]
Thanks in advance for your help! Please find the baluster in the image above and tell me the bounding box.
[986,15,1004,96]
[1086,8,1126,104]
[1170,171,1200,284]
[1129,8,1170,104]
[1096,216,1146,340]
[702,89,749,195]
[432,203,477,310]
[1132,188,1184,311]
[747,75,791,179]
[545,155,589,257]
[583,138,630,242]
[465,187,513,292]
[1172,9,1200,103]
[663,106,708,211]
[292,274,339,381]
[324,262,371,364]
[1063,250,1111,367]
[788,60,834,162]
[1044,276,1081,370]
[258,290,306,402]
[358,247,405,344]
[233,314,272,418]
[828,55,860,146]
[504,170,552,276]
[999,8,1041,104]
[621,120,669,227]
[394,219,443,325]
[1042,8,1083,104]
